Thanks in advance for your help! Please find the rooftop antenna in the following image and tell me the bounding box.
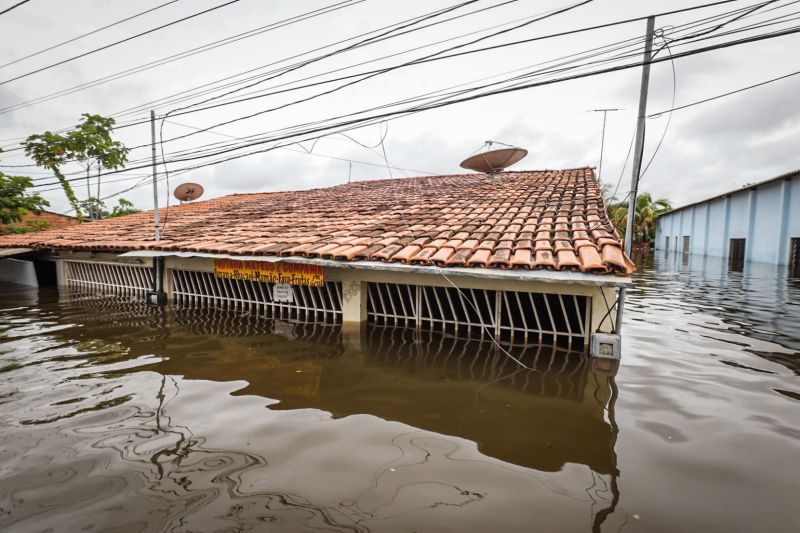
[459,141,527,178]
[590,108,623,182]
[173,182,204,204]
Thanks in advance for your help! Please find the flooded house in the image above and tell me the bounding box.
[0,167,634,358]
[656,168,800,273]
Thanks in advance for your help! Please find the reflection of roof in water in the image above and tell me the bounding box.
[50,291,617,474]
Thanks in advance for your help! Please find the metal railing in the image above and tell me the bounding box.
[64,260,153,296]
[170,269,342,322]
[367,282,589,349]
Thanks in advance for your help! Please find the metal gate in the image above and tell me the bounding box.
[729,238,746,271]
[170,269,342,322]
[366,282,589,349]
[789,238,800,278]
[64,260,153,296]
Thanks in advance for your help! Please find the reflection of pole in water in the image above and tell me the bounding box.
[592,377,620,532]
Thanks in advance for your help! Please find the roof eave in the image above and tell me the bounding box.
[119,250,632,288]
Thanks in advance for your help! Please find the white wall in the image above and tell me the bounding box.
[0,258,38,287]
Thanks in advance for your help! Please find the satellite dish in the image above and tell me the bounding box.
[173,182,204,202]
[460,147,528,174]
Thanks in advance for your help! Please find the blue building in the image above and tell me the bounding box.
[655,169,800,272]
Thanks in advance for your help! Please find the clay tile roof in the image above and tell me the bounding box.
[0,168,634,275]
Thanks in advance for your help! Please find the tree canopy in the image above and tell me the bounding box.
[24,114,128,220]
[607,192,672,244]
[0,149,50,227]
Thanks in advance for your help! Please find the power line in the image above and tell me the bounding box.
[156,0,595,147]
[0,0,744,129]
[0,0,179,69]
[129,0,793,149]
[141,8,792,157]
[0,0,362,115]
[648,67,800,117]
[26,5,800,180]
[30,20,800,191]
[32,15,800,190]
[0,0,30,17]
[0,0,769,165]
[15,1,800,182]
[0,0,241,85]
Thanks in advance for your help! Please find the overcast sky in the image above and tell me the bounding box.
[0,0,798,214]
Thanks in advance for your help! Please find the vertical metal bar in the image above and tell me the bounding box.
[543,294,557,343]
[494,291,502,339]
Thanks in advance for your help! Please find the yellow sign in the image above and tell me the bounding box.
[213,259,324,287]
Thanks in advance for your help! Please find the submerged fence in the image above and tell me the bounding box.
[170,269,343,322]
[60,261,590,349]
[64,260,153,296]
[366,282,589,349]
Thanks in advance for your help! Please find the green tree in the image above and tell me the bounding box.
[24,114,128,221]
[607,192,672,245]
[79,197,106,219]
[0,149,50,227]
[109,198,140,218]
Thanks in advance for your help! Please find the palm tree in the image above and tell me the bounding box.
[606,192,671,244]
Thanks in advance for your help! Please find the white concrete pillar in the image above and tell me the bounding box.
[55,259,67,287]
[341,279,367,323]
[340,278,367,355]
[591,286,618,334]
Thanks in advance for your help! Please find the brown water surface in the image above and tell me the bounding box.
[0,253,798,532]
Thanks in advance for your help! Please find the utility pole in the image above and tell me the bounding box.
[95,166,101,219]
[148,110,166,305]
[150,110,160,241]
[615,16,655,335]
[592,108,622,182]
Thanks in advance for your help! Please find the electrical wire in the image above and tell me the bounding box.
[0,0,179,70]
[20,1,800,188]
[0,0,30,17]
[0,0,362,115]
[648,67,800,117]
[27,20,800,191]
[0,0,241,85]
[0,0,746,144]
[638,33,677,180]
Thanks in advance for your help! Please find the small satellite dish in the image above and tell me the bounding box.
[173,182,204,202]
[460,147,528,174]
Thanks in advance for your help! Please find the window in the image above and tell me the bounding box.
[789,238,800,278]
[683,236,690,255]
[729,239,746,272]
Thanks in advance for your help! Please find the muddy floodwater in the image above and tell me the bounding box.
[0,253,798,532]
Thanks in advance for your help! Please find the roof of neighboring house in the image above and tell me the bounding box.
[0,210,79,232]
[0,168,634,275]
[661,168,800,216]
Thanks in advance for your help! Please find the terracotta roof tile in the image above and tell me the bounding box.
[0,168,633,275]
